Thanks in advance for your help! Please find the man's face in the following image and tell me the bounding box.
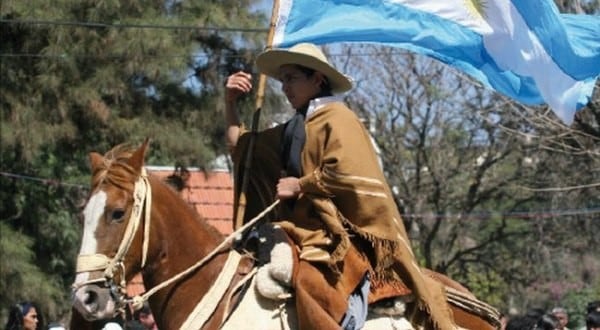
[139,312,158,330]
[278,64,324,109]
[553,311,568,329]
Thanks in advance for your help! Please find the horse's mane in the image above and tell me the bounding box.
[91,143,139,191]
[91,143,225,238]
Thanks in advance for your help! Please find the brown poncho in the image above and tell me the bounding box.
[232,102,454,330]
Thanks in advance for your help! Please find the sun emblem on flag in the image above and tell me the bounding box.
[464,0,487,20]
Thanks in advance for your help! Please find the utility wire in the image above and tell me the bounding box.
[402,208,600,219]
[0,171,86,189]
[0,52,251,59]
[1,19,413,59]
[0,18,268,33]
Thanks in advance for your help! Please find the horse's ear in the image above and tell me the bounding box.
[127,138,150,173]
[89,152,104,172]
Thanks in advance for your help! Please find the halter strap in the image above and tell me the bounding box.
[74,168,282,326]
[76,254,111,273]
[140,169,152,268]
[179,250,242,329]
[106,168,149,277]
[74,168,151,293]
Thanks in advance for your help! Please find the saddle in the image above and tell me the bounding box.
[235,224,501,330]
[241,224,410,329]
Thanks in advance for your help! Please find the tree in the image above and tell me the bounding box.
[0,223,65,324]
[333,42,599,312]
[1,0,266,323]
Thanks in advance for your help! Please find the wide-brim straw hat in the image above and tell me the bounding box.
[256,43,353,94]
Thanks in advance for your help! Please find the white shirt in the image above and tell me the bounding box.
[305,95,344,120]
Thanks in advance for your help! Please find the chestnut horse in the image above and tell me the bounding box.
[71,141,500,329]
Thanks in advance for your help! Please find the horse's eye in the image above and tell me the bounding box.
[111,209,126,222]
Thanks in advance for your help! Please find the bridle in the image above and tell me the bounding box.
[72,167,281,325]
[73,168,152,313]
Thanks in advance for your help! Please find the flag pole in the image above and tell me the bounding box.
[234,0,280,229]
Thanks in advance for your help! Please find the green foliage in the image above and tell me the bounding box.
[461,263,508,311]
[1,0,266,322]
[341,40,600,316]
[560,283,600,328]
[0,223,65,326]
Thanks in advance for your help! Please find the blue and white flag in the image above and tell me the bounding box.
[272,0,600,124]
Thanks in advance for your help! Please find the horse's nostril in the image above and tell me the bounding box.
[84,290,98,305]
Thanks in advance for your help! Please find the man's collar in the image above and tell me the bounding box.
[306,95,343,119]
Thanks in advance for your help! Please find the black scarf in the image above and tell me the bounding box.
[281,109,306,178]
[281,91,333,177]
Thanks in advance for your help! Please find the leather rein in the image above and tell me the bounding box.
[73,169,281,325]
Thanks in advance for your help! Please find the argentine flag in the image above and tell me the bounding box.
[271,0,600,124]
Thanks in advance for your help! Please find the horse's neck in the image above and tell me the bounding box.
[143,178,228,329]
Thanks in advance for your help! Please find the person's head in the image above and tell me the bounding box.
[525,307,546,319]
[586,310,600,330]
[536,313,560,330]
[256,43,352,109]
[505,314,537,330]
[588,301,600,314]
[133,303,157,330]
[4,302,40,330]
[551,307,569,329]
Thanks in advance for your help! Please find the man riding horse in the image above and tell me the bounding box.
[224,43,455,329]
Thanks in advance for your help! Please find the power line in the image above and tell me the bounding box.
[0,171,86,189]
[402,208,600,220]
[0,52,251,60]
[0,18,268,33]
[1,19,414,59]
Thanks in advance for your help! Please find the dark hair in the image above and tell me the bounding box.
[525,307,546,319]
[294,65,332,95]
[505,314,537,330]
[587,311,600,328]
[4,302,42,330]
[535,313,560,330]
[588,300,600,314]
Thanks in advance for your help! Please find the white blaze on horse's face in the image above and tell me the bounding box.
[74,190,107,285]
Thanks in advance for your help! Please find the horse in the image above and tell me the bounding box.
[71,140,500,329]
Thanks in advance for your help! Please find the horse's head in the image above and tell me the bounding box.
[72,140,151,321]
